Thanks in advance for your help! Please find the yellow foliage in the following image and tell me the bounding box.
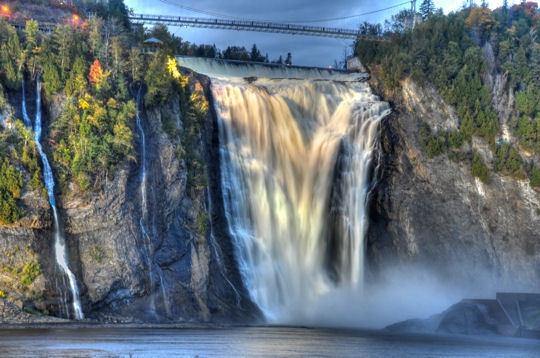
[190,91,208,115]
[78,97,90,110]
[466,7,495,34]
[167,57,189,88]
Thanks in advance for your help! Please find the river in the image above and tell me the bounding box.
[0,326,538,357]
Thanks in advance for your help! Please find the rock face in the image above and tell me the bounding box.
[367,76,540,294]
[0,73,257,323]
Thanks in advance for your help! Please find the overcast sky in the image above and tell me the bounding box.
[124,0,510,67]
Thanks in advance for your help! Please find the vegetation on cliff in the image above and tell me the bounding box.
[356,2,540,188]
[0,0,289,225]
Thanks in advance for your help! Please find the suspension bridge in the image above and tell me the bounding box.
[129,0,421,42]
[128,14,391,42]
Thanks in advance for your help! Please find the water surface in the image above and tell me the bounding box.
[0,326,538,357]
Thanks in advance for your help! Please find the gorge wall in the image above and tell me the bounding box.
[0,72,256,323]
[367,74,540,296]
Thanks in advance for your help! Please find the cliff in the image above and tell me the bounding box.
[367,72,540,294]
[0,72,257,323]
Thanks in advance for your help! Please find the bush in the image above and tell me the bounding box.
[530,165,540,188]
[20,261,40,286]
[471,151,489,184]
[0,159,24,224]
[420,123,446,158]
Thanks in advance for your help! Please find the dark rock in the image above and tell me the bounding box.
[436,301,499,335]
[367,77,540,293]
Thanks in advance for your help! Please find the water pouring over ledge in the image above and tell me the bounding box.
[22,75,84,320]
[177,57,391,324]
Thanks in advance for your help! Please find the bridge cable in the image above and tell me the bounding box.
[157,0,411,24]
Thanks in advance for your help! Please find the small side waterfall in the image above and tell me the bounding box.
[23,75,83,320]
[208,69,390,323]
[21,78,32,128]
[135,86,171,317]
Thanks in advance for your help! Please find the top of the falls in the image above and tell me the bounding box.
[175,56,370,82]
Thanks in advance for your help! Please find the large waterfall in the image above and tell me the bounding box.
[179,58,390,323]
[23,76,83,320]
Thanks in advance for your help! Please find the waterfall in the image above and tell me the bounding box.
[206,66,390,323]
[135,86,170,317]
[21,78,32,128]
[25,75,83,320]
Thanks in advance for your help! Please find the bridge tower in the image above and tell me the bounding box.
[411,0,417,12]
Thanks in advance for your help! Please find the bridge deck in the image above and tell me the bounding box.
[129,14,389,42]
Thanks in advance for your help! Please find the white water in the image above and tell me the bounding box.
[176,56,370,82]
[135,86,171,317]
[24,76,83,320]
[210,69,390,322]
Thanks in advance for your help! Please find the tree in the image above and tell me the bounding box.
[88,17,104,58]
[88,58,104,84]
[419,0,435,20]
[223,46,249,61]
[285,52,292,66]
[64,56,87,96]
[42,57,62,97]
[250,44,265,62]
[466,7,496,43]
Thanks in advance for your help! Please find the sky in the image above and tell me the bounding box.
[124,0,510,67]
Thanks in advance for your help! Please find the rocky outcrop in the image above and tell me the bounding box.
[63,75,257,323]
[0,73,257,323]
[367,75,540,294]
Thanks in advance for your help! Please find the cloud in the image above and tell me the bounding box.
[146,0,372,22]
[124,0,405,66]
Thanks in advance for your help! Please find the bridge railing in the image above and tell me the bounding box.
[129,14,389,42]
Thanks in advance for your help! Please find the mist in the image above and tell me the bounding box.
[277,264,511,329]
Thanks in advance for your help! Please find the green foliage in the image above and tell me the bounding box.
[42,57,63,97]
[419,0,435,21]
[0,158,24,224]
[445,130,465,149]
[53,94,136,192]
[0,120,43,224]
[169,64,209,198]
[0,18,22,90]
[195,211,210,238]
[515,88,540,118]
[493,142,526,179]
[20,261,40,286]
[529,165,540,188]
[420,123,445,158]
[354,6,540,183]
[471,151,490,184]
[144,53,176,107]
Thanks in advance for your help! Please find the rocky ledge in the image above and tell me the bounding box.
[386,292,540,339]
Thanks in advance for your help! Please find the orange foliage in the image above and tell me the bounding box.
[88,58,103,84]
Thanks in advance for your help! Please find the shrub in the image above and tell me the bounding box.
[471,151,489,184]
[530,165,540,188]
[20,261,40,286]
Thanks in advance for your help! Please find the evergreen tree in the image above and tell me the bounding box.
[285,52,292,66]
[420,0,435,20]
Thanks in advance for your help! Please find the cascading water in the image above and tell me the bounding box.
[23,75,83,320]
[184,58,390,323]
[135,86,170,317]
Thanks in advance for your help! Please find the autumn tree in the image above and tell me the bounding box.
[466,7,495,44]
[88,58,103,84]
